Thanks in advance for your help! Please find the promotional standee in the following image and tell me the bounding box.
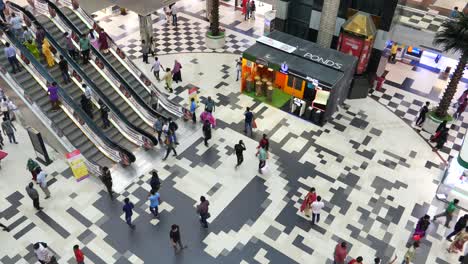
[241,31,357,126]
[66,149,89,182]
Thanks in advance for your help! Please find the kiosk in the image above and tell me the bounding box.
[241,31,357,126]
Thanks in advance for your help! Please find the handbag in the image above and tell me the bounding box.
[252,119,257,129]
[206,212,211,219]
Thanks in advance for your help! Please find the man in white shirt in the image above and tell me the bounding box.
[9,13,23,40]
[4,42,21,74]
[151,57,164,81]
[311,196,324,225]
[36,168,51,199]
[171,4,178,27]
[33,242,54,264]
[235,57,242,81]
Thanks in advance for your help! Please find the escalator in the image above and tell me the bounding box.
[36,15,156,137]
[0,39,117,168]
[58,5,178,119]
[34,37,138,153]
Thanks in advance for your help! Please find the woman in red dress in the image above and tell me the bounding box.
[300,187,317,217]
[98,28,109,53]
[242,0,248,15]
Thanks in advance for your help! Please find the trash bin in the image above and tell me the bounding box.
[266,86,273,102]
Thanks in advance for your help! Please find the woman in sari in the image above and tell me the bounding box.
[172,60,182,83]
[89,29,99,49]
[42,39,55,67]
[448,226,468,253]
[300,187,317,218]
[24,39,40,59]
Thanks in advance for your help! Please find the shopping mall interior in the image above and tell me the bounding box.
[1,0,468,263]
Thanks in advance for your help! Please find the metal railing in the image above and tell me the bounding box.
[10,2,158,149]
[50,0,185,118]
[6,3,136,168]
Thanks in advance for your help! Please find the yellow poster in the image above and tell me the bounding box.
[66,150,89,182]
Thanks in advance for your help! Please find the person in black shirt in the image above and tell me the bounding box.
[202,120,211,146]
[244,107,253,137]
[234,140,246,167]
[98,99,110,129]
[169,224,184,253]
[447,214,468,241]
[415,101,429,127]
[150,170,161,192]
[58,55,71,84]
[168,118,179,144]
[80,94,93,119]
[100,166,113,199]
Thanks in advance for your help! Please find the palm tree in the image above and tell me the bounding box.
[210,0,220,36]
[433,13,468,118]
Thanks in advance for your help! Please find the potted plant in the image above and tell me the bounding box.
[205,0,225,49]
[423,14,468,132]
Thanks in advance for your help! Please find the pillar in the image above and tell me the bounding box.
[274,0,289,32]
[317,0,340,48]
[206,0,213,22]
[138,14,152,44]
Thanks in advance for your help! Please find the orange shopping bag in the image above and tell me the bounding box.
[252,119,257,129]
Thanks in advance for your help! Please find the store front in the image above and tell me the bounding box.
[438,136,468,210]
[241,31,357,126]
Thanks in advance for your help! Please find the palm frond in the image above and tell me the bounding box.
[433,13,468,53]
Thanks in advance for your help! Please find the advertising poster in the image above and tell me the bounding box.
[340,35,363,58]
[66,150,89,182]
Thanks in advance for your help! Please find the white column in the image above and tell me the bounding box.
[138,14,153,44]
[317,0,340,48]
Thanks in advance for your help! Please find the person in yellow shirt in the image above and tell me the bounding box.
[42,39,55,67]
[389,43,398,63]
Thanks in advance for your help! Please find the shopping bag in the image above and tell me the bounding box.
[252,119,257,129]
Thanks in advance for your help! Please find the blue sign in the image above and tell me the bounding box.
[280,63,288,74]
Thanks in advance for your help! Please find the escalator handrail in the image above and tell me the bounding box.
[45,0,170,122]
[4,6,136,165]
[49,0,184,118]
[10,2,159,146]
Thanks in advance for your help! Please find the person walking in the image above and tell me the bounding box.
[25,182,42,210]
[170,224,185,253]
[197,196,210,228]
[256,145,267,174]
[433,199,459,227]
[447,214,468,241]
[250,1,256,20]
[1,97,9,120]
[123,197,136,228]
[42,39,55,68]
[73,245,85,264]
[448,226,468,253]
[415,101,429,127]
[171,4,178,27]
[172,60,182,83]
[153,117,164,143]
[151,57,164,81]
[150,170,161,192]
[26,158,40,181]
[234,140,246,167]
[300,187,317,218]
[244,107,253,137]
[58,55,71,84]
[190,98,197,123]
[414,214,430,238]
[434,127,449,151]
[204,96,215,113]
[402,241,419,264]
[98,28,109,53]
[348,256,363,264]
[35,27,45,54]
[79,34,91,64]
[454,98,468,119]
[389,42,398,63]
[374,256,397,264]
[2,117,17,144]
[244,0,251,20]
[258,133,269,151]
[4,42,21,74]
[47,82,60,111]
[101,166,114,198]
[36,168,51,199]
[334,242,348,264]
[168,118,179,144]
[80,94,93,119]
[431,120,447,142]
[162,130,178,161]
[141,39,150,64]
[64,32,78,60]
[34,242,56,264]
[163,68,173,92]
[24,39,40,60]
[235,57,242,81]
[148,189,161,218]
[99,99,110,129]
[311,196,324,225]
[202,120,212,147]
